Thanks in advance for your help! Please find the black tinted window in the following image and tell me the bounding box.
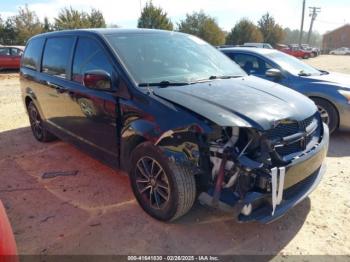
[233,54,272,75]
[72,37,113,85]
[42,37,74,78]
[0,48,10,56]
[22,38,45,70]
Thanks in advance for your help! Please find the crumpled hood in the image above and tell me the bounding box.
[306,72,350,90]
[154,76,317,130]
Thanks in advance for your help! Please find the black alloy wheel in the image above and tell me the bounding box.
[27,101,56,142]
[135,156,171,210]
[130,142,196,221]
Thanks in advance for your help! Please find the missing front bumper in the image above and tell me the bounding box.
[198,124,329,224]
[238,123,329,223]
[238,163,326,223]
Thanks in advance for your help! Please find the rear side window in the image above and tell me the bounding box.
[42,37,74,78]
[11,48,23,56]
[72,37,113,84]
[0,48,10,56]
[22,38,45,70]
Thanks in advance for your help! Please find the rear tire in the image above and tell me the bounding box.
[130,142,196,221]
[27,101,57,142]
[311,97,339,134]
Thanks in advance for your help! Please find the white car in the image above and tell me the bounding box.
[329,47,350,55]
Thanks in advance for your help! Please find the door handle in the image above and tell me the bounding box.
[46,82,67,93]
[56,86,67,93]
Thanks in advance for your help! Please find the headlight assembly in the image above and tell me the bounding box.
[339,90,350,104]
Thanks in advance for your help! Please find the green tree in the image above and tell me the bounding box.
[54,7,88,29]
[54,7,106,30]
[42,17,53,32]
[0,15,4,43]
[87,8,106,28]
[137,1,173,30]
[226,19,263,45]
[257,13,284,46]
[178,11,225,46]
[13,5,43,44]
[2,18,17,44]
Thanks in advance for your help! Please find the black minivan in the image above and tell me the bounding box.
[21,29,329,223]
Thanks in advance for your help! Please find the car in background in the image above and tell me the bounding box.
[301,44,320,57]
[220,47,350,133]
[329,47,350,55]
[243,43,273,49]
[20,29,329,223]
[0,46,24,70]
[276,44,312,59]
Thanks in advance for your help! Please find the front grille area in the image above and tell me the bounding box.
[266,114,320,158]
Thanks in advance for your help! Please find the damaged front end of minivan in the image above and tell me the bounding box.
[155,113,329,223]
[148,78,329,223]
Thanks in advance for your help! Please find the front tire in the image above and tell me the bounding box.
[27,101,57,142]
[130,142,196,221]
[311,98,339,134]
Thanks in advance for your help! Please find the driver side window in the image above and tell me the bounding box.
[72,37,114,88]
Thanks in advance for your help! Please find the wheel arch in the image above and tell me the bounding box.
[120,123,206,176]
[309,95,340,128]
[120,134,148,172]
[24,96,33,108]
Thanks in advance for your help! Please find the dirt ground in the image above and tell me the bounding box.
[0,55,349,256]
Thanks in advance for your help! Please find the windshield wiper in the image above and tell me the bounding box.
[298,71,312,76]
[209,75,244,79]
[193,75,243,83]
[319,70,329,75]
[138,75,243,87]
[138,80,190,88]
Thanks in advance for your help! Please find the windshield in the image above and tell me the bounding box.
[266,51,322,76]
[106,32,246,84]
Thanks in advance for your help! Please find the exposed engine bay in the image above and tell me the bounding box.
[199,116,322,218]
[155,112,325,222]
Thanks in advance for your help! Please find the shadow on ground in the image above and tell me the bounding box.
[0,126,313,255]
[0,69,19,74]
[327,130,350,157]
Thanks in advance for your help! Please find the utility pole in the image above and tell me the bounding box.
[307,7,321,45]
[298,0,306,46]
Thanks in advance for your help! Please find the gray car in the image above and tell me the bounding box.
[221,47,350,133]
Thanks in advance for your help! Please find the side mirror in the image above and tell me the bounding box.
[83,70,111,90]
[266,68,282,78]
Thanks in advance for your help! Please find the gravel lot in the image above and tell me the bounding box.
[0,55,349,256]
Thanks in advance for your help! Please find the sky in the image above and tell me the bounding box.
[0,0,349,34]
